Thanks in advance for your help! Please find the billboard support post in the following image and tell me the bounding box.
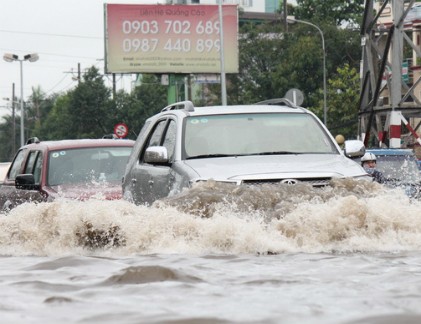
[168,74,186,105]
[218,1,227,105]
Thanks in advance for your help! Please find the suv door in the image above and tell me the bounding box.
[130,118,177,205]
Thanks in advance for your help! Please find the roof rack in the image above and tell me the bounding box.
[161,100,195,112]
[254,98,297,108]
[102,134,118,139]
[26,137,40,144]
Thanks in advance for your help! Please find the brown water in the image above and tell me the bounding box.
[1,179,421,323]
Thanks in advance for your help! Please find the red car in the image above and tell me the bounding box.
[0,137,134,212]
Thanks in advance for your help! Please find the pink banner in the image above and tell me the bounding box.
[105,4,238,74]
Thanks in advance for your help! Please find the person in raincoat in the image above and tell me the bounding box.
[361,152,386,184]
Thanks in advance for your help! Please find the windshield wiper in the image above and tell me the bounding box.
[186,151,308,159]
[250,151,304,156]
[186,154,236,160]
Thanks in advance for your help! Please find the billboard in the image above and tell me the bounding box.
[104,4,239,74]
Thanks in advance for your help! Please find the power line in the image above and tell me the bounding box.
[45,74,73,94]
[0,48,101,61]
[0,29,101,40]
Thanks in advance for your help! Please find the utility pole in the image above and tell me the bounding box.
[12,83,16,156]
[283,0,288,32]
[77,63,81,84]
[112,73,116,98]
[65,63,84,83]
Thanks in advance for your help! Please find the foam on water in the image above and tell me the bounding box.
[0,179,420,256]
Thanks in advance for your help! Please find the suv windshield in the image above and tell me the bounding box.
[183,113,337,159]
[48,146,132,186]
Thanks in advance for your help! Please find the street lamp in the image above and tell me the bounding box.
[3,53,39,146]
[287,17,327,127]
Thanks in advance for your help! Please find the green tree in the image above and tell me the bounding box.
[67,66,113,138]
[33,94,73,140]
[31,66,112,141]
[0,115,18,161]
[224,5,363,128]
[318,63,360,139]
[227,21,289,104]
[294,0,364,26]
[109,90,140,138]
[33,67,120,140]
[28,72,167,142]
[27,86,45,125]
[27,87,57,140]
[281,22,361,113]
[128,74,167,136]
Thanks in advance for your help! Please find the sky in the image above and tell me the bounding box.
[0,0,160,117]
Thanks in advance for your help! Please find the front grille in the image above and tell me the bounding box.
[241,178,331,187]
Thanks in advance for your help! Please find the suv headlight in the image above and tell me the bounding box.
[190,178,242,185]
[353,174,373,182]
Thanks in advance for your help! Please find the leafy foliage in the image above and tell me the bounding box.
[294,0,365,26]
[0,114,18,161]
[314,63,361,139]
[129,74,167,136]
[32,94,73,141]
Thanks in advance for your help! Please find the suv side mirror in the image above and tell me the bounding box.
[15,174,40,190]
[144,146,169,164]
[343,140,365,159]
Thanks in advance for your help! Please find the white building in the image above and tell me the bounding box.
[163,0,280,13]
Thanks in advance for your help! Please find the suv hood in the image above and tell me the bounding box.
[183,154,367,182]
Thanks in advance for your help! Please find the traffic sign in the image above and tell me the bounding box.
[285,88,304,106]
[114,123,129,138]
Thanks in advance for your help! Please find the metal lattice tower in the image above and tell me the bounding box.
[359,0,421,150]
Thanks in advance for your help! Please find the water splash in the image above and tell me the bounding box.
[0,179,420,256]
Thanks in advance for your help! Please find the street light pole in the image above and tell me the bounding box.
[3,53,39,147]
[287,18,327,127]
[19,59,24,147]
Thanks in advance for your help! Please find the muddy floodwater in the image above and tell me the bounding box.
[1,179,421,323]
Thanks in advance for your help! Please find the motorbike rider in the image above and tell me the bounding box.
[361,152,386,184]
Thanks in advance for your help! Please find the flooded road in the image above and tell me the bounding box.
[1,180,421,323]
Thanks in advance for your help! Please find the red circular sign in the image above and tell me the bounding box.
[114,123,129,138]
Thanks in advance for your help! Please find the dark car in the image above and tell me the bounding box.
[366,148,421,198]
[0,137,134,212]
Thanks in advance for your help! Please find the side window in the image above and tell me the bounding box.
[25,151,38,173]
[24,151,43,184]
[162,120,177,161]
[33,153,43,184]
[148,120,167,147]
[140,119,167,162]
[8,149,27,181]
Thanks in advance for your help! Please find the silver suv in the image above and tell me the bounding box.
[122,99,368,205]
